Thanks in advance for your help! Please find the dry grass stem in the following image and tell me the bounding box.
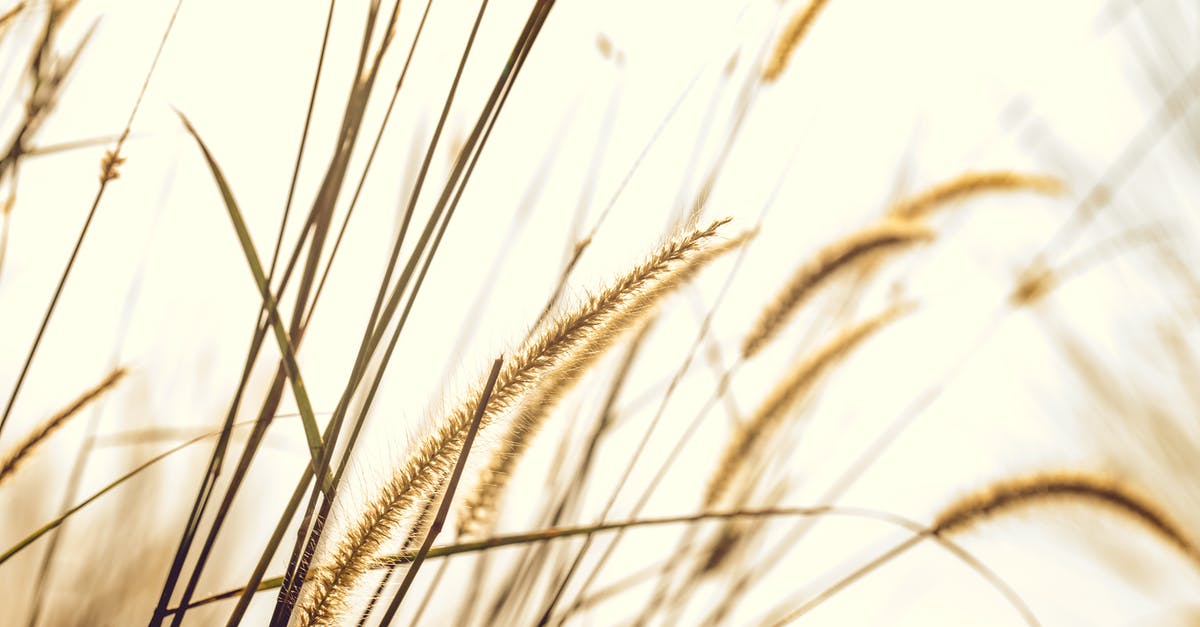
[934,471,1200,567]
[888,171,1064,221]
[295,219,733,625]
[741,220,931,359]
[762,0,831,82]
[709,303,911,507]
[0,367,126,486]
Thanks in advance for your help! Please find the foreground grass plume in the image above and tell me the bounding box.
[933,471,1200,568]
[459,228,756,538]
[296,219,735,625]
[888,171,1064,221]
[709,303,912,508]
[0,367,125,486]
[762,0,832,82]
[741,220,931,359]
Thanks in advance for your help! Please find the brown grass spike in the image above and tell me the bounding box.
[710,303,911,507]
[888,171,1064,221]
[294,219,733,625]
[741,220,931,359]
[761,0,832,82]
[934,471,1200,568]
[0,367,126,486]
[458,229,756,538]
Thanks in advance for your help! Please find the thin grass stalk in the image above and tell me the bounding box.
[281,1,539,616]
[165,4,344,621]
[228,6,557,621]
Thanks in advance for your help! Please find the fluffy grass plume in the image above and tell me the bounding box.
[741,221,931,359]
[708,303,912,508]
[933,471,1200,567]
[459,229,756,538]
[762,0,832,82]
[888,171,1064,221]
[0,367,125,486]
[296,219,734,625]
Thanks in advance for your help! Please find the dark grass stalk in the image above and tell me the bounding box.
[215,2,405,619]
[174,1,407,617]
[362,491,444,626]
[179,109,380,627]
[179,0,388,610]
[399,535,445,626]
[375,357,504,625]
[232,5,555,623]
[160,3,341,621]
[0,0,177,442]
[305,0,435,328]
[273,1,498,619]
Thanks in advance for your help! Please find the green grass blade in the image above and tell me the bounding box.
[176,111,326,482]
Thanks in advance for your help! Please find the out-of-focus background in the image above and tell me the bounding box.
[1,0,1199,624]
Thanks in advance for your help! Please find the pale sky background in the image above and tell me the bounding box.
[1,0,1199,625]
